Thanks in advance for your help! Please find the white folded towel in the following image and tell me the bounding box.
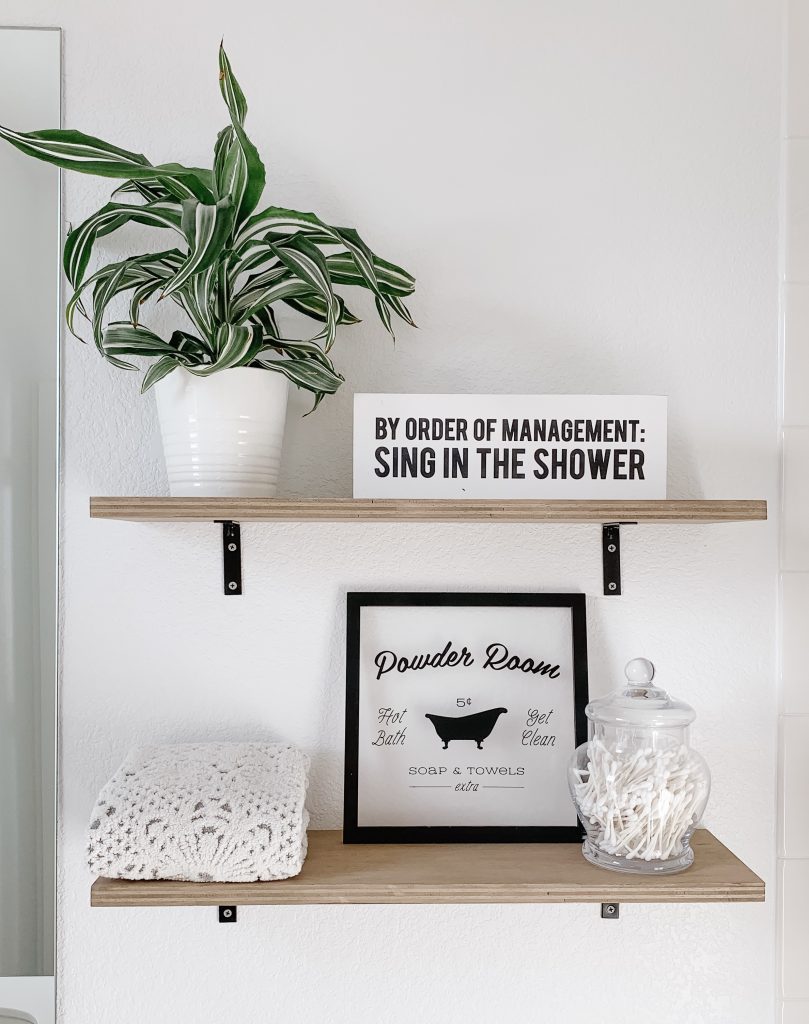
[88,742,310,882]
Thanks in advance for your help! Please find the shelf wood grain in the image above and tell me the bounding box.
[90,829,764,907]
[90,497,767,524]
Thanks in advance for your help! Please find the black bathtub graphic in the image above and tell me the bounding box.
[424,708,508,749]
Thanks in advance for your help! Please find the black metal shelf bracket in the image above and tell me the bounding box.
[216,520,242,596]
[218,905,237,923]
[602,522,636,596]
[601,902,619,919]
[602,524,622,595]
[214,519,634,598]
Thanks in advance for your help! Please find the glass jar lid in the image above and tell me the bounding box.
[585,658,696,729]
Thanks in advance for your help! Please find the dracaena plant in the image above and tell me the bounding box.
[0,45,415,408]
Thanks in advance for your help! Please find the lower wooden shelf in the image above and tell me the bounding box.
[90,829,764,907]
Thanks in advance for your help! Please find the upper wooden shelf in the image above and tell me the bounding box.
[90,497,767,524]
[90,829,763,907]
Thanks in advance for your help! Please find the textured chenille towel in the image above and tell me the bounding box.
[87,742,310,882]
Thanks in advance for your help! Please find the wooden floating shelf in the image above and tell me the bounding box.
[90,497,767,524]
[90,829,763,907]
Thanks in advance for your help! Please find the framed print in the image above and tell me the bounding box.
[343,593,589,843]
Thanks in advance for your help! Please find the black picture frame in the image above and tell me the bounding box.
[343,592,589,844]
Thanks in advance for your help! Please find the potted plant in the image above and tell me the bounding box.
[0,45,415,497]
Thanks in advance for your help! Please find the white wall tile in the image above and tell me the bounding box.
[788,1,809,138]
[782,1000,809,1023]
[781,5,809,1023]
[783,429,809,569]
[782,860,809,998]
[781,718,809,855]
[785,285,809,426]
[787,141,809,282]
[782,575,809,714]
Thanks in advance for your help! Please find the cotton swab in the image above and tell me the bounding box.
[573,739,709,862]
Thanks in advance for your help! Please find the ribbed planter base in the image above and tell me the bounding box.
[154,367,289,497]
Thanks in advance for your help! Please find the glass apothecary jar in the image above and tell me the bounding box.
[568,658,710,874]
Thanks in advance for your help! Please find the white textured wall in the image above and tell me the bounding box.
[2,2,782,1021]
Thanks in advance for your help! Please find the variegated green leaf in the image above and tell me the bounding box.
[130,278,164,326]
[187,322,262,375]
[153,163,215,202]
[257,352,344,395]
[91,264,134,356]
[231,272,311,323]
[212,255,232,324]
[90,257,181,355]
[307,391,328,414]
[169,330,209,359]
[269,337,342,373]
[284,293,361,325]
[227,244,282,284]
[380,292,417,327]
[215,128,262,226]
[271,235,339,348]
[112,178,171,203]
[333,229,412,338]
[325,252,415,297]
[213,126,235,195]
[249,305,279,339]
[374,295,394,340]
[141,355,179,393]
[180,197,198,240]
[0,125,150,174]
[66,250,180,340]
[176,263,217,342]
[102,322,179,361]
[162,197,234,299]
[233,260,287,298]
[130,252,185,324]
[333,226,383,301]
[216,45,265,224]
[64,201,183,287]
[235,206,337,249]
[103,325,207,389]
[0,125,214,201]
[113,174,215,203]
[218,44,247,126]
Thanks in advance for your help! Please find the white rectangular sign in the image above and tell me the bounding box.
[353,394,667,498]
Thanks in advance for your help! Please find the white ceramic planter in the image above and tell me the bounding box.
[154,367,289,497]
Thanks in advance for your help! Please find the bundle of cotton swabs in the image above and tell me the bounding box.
[573,739,707,861]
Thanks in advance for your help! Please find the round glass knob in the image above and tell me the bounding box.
[625,657,655,684]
